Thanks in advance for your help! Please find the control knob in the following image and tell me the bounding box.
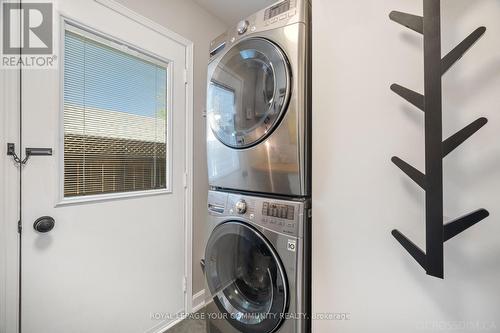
[237,20,249,35]
[235,200,247,214]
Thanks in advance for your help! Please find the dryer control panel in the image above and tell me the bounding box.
[208,0,309,62]
[264,0,297,21]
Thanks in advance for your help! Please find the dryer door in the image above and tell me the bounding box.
[205,221,288,333]
[207,37,291,149]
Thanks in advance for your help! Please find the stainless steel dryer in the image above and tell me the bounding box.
[204,190,311,333]
[206,0,311,196]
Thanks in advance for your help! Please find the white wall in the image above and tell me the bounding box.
[312,0,500,332]
[115,0,227,299]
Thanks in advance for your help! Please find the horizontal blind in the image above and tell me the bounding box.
[63,26,168,198]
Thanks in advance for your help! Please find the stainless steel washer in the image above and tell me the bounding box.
[206,0,311,196]
[204,190,311,333]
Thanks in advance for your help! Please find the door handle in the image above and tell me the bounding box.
[33,216,55,233]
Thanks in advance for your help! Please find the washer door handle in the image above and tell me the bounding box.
[33,216,55,233]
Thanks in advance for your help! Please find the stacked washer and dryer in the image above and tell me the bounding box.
[204,0,311,332]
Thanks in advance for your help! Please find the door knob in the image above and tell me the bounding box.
[33,216,55,233]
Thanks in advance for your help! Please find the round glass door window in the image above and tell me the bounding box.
[207,38,291,149]
[205,221,288,333]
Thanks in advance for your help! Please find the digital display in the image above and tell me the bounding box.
[262,202,295,220]
[265,1,290,20]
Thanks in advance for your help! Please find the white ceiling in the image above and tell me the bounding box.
[193,0,276,26]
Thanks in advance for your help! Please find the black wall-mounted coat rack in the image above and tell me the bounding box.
[389,0,489,279]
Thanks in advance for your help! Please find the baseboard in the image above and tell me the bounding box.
[145,290,206,333]
[145,309,184,333]
[192,289,206,313]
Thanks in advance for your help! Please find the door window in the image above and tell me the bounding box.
[207,38,290,149]
[63,24,169,198]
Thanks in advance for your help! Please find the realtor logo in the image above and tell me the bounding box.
[1,0,56,68]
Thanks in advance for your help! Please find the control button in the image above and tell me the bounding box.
[235,200,247,214]
[281,206,288,218]
[279,13,287,20]
[262,202,269,215]
[287,206,295,220]
[249,213,255,220]
[250,26,256,32]
[271,17,278,23]
[237,20,249,35]
[230,37,236,43]
[288,10,296,17]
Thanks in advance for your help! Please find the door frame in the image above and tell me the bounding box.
[1,0,195,331]
[1,49,22,333]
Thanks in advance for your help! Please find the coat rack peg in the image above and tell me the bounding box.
[391,157,426,189]
[390,84,425,111]
[443,209,489,242]
[441,27,486,75]
[392,230,427,269]
[389,11,424,34]
[389,0,490,279]
[442,117,488,157]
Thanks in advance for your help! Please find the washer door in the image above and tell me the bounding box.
[205,221,288,333]
[207,38,291,149]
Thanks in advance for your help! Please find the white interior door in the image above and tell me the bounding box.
[17,1,190,332]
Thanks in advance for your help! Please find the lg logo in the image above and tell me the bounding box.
[2,2,53,55]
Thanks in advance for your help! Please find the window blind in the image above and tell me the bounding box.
[63,26,168,198]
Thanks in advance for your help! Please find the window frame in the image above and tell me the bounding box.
[57,18,174,206]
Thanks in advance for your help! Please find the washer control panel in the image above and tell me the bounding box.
[261,210,298,237]
[209,192,307,237]
[262,202,294,220]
